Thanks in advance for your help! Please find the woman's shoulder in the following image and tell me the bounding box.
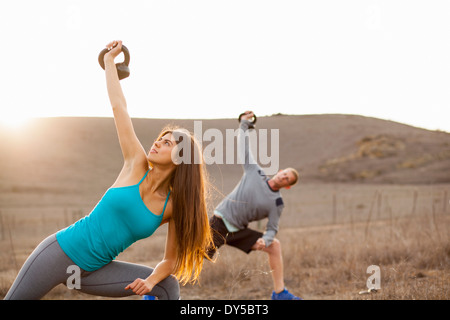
[111,160,150,188]
[162,197,173,222]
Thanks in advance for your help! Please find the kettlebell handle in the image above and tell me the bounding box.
[98,44,131,80]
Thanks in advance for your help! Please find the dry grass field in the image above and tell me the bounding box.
[0,114,449,299]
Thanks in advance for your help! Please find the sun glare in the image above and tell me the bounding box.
[0,114,32,130]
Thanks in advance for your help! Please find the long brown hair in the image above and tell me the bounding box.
[155,126,214,285]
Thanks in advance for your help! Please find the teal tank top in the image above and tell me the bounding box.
[56,170,170,271]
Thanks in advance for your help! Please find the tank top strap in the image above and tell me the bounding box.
[138,170,150,185]
[162,190,171,215]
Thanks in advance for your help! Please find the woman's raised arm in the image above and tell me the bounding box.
[103,40,146,166]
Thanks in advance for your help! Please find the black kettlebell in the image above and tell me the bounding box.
[98,44,130,80]
[238,112,257,129]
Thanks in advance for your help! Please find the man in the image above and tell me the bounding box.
[208,111,301,300]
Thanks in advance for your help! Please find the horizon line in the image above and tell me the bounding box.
[6,113,448,134]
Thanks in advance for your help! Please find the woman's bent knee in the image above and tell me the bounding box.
[154,275,180,300]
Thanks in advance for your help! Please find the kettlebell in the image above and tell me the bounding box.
[238,112,257,129]
[98,44,131,80]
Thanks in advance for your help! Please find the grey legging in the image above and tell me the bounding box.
[3,234,180,300]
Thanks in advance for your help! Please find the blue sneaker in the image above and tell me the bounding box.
[271,288,302,300]
[143,295,156,300]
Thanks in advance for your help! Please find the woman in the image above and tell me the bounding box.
[4,40,214,300]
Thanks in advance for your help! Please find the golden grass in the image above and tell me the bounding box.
[184,213,449,300]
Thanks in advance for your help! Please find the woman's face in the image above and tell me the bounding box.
[148,132,178,167]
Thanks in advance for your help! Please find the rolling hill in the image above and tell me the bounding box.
[1,114,449,209]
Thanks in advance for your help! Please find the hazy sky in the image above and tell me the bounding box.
[1,0,449,132]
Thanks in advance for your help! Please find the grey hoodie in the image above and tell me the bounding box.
[215,120,284,246]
